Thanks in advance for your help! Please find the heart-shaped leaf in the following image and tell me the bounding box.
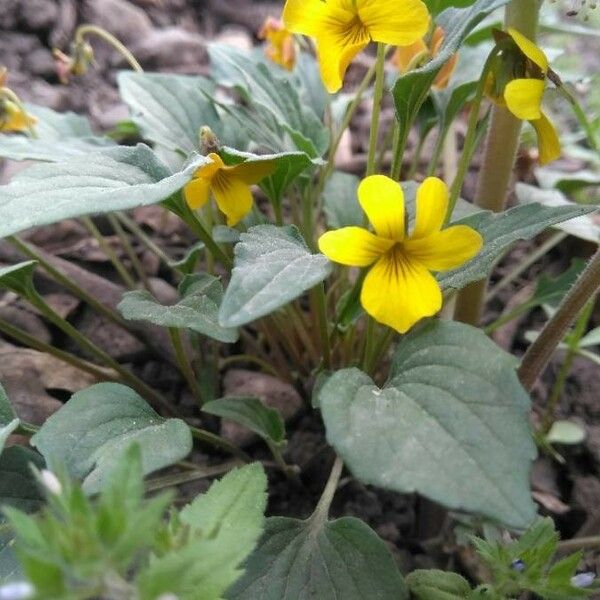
[31,383,192,494]
[118,273,238,343]
[0,144,207,239]
[439,203,596,291]
[118,72,221,154]
[227,515,408,599]
[203,397,285,445]
[320,321,537,529]
[219,225,332,327]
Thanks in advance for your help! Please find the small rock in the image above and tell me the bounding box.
[23,48,56,78]
[213,26,252,52]
[82,0,154,46]
[49,0,78,49]
[20,0,59,32]
[131,27,208,71]
[0,303,52,345]
[43,293,80,320]
[220,369,303,446]
[0,0,19,29]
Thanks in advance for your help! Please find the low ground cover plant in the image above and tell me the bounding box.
[0,0,599,598]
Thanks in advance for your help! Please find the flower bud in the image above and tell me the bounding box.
[40,469,62,495]
[0,582,35,600]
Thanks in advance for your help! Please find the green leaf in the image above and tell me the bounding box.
[0,446,45,514]
[137,463,267,600]
[118,273,238,343]
[168,241,205,275]
[0,420,19,456]
[439,203,596,291]
[515,183,600,243]
[0,383,15,427]
[208,43,328,157]
[219,146,318,206]
[202,397,285,445]
[227,516,408,599]
[323,171,363,229]
[31,383,192,495]
[219,225,332,327]
[0,104,114,162]
[406,569,472,599]
[320,321,537,529]
[0,261,37,297]
[392,0,510,134]
[118,72,221,154]
[433,81,478,130]
[0,144,207,240]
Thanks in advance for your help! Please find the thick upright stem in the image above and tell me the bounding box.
[518,246,600,391]
[453,0,541,325]
[366,43,387,176]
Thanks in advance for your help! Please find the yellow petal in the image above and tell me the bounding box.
[193,152,225,180]
[316,32,369,93]
[318,227,394,267]
[358,0,430,46]
[391,39,428,74]
[231,159,277,185]
[404,225,483,271]
[504,78,544,121]
[361,251,442,333]
[212,174,254,227]
[183,177,211,210]
[357,175,405,241]
[411,177,449,239]
[282,0,330,37]
[506,28,548,73]
[531,112,561,165]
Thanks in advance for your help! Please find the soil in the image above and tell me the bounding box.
[1,0,600,589]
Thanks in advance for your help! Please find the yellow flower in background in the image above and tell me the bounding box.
[0,99,37,133]
[258,16,297,71]
[487,28,560,165]
[184,153,276,227]
[319,175,482,333]
[392,26,458,90]
[282,0,430,93]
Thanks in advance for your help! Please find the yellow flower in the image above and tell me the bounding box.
[282,0,430,93]
[319,175,482,333]
[0,99,37,133]
[183,153,276,227]
[487,28,560,165]
[392,26,458,90]
[258,16,297,71]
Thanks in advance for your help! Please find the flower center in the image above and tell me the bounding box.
[338,15,369,46]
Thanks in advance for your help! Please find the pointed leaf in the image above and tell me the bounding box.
[202,397,285,445]
[219,225,332,327]
[31,383,192,494]
[118,273,238,343]
[439,203,596,290]
[0,144,208,239]
[227,516,408,599]
[118,72,221,154]
[320,321,537,529]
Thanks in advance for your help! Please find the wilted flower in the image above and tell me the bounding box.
[52,40,94,84]
[392,26,458,90]
[0,99,37,133]
[258,16,297,71]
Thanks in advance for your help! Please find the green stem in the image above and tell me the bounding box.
[409,129,428,179]
[219,354,282,379]
[7,235,129,329]
[366,43,387,177]
[266,440,301,482]
[75,24,143,72]
[447,48,499,220]
[81,216,136,289]
[390,118,409,180]
[168,328,205,406]
[0,318,111,381]
[557,84,600,154]
[190,427,250,462]
[541,299,595,432]
[312,284,332,370]
[426,128,445,177]
[361,317,377,373]
[107,214,152,291]
[453,0,541,326]
[115,212,173,267]
[145,460,241,492]
[518,246,600,391]
[311,455,344,525]
[27,291,169,412]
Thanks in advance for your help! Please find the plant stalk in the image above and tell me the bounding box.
[366,43,387,176]
[518,246,600,391]
[75,24,143,72]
